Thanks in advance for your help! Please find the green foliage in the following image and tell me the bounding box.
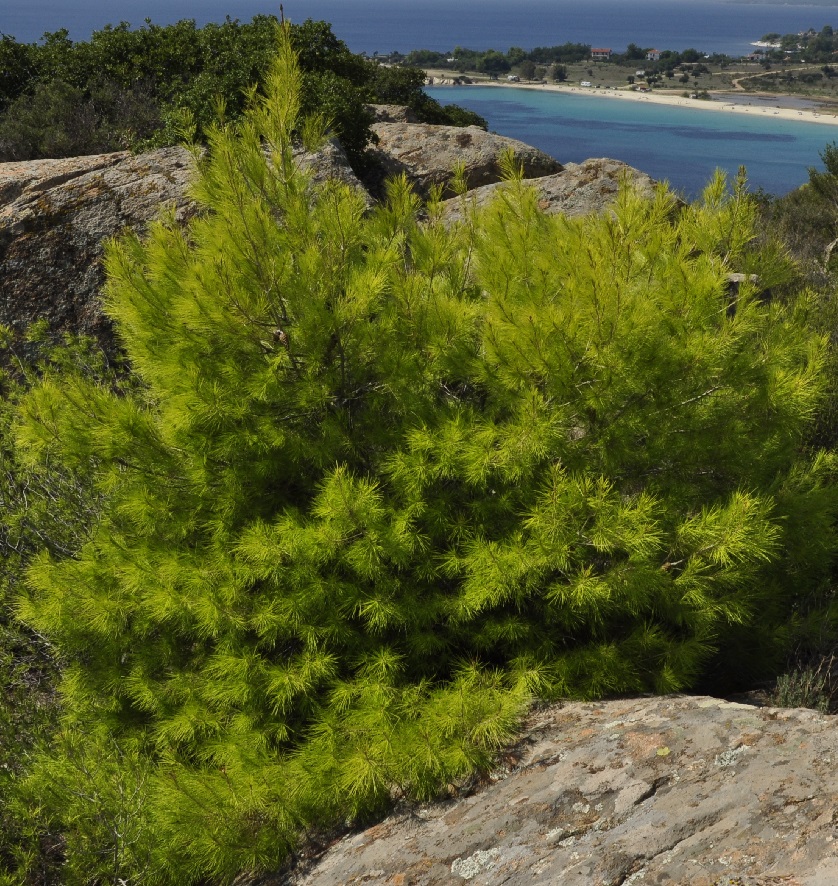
[476,49,511,74]
[0,327,130,884]
[752,143,838,296]
[754,142,838,450]
[370,65,487,128]
[0,34,39,112]
[10,26,838,885]
[0,16,481,167]
[0,17,281,160]
[535,42,591,64]
[770,666,831,712]
[808,141,838,204]
[0,614,60,885]
[0,75,162,158]
[11,729,155,886]
[442,42,590,70]
[403,49,449,67]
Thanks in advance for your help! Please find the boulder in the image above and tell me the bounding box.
[0,141,369,347]
[0,146,197,346]
[364,122,562,199]
[279,695,838,885]
[439,158,660,223]
[366,104,419,124]
[293,138,372,205]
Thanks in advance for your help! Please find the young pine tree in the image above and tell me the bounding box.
[13,25,838,885]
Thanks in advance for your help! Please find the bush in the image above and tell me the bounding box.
[370,64,487,129]
[11,26,838,885]
[0,76,163,160]
[0,17,482,167]
[769,663,832,712]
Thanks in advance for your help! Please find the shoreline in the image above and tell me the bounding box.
[429,78,838,127]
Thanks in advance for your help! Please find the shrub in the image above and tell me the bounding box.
[769,662,833,712]
[12,26,838,884]
[0,17,480,167]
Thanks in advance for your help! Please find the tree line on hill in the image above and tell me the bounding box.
[0,16,486,169]
[759,25,838,63]
[405,42,723,82]
[406,27,838,83]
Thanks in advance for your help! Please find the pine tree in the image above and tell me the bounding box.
[13,25,838,885]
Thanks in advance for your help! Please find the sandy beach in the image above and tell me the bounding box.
[430,77,838,127]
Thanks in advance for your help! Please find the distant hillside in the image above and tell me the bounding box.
[731,0,838,6]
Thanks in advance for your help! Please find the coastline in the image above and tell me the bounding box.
[429,78,838,127]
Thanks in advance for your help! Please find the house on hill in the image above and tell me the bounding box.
[646,49,661,61]
[591,48,612,60]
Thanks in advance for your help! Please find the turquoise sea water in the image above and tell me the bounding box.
[2,0,836,55]
[427,85,837,197]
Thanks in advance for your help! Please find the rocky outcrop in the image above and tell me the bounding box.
[0,146,196,345]
[0,136,655,352]
[0,141,367,345]
[293,138,371,203]
[0,130,564,348]
[365,122,562,199]
[424,76,473,86]
[280,695,838,885]
[439,158,660,223]
[366,104,419,124]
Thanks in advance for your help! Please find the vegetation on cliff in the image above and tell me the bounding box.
[1,22,837,886]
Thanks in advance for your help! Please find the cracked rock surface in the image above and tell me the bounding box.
[282,695,838,886]
[0,147,197,347]
[438,158,660,223]
[365,122,562,198]
[0,141,367,348]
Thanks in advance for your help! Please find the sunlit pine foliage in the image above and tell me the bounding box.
[12,25,838,885]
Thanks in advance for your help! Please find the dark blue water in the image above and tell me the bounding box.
[2,0,836,57]
[428,85,837,197]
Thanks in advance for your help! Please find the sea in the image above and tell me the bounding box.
[5,0,838,195]
[427,86,838,198]
[3,0,837,57]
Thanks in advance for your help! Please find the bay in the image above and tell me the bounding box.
[427,85,837,197]
[4,1,837,197]
[2,0,838,57]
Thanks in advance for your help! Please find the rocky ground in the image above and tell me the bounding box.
[276,695,838,886]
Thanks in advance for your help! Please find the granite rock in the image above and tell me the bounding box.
[278,695,838,886]
[365,122,562,198]
[293,138,372,204]
[366,104,419,124]
[0,146,196,346]
[0,140,368,346]
[439,157,660,223]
